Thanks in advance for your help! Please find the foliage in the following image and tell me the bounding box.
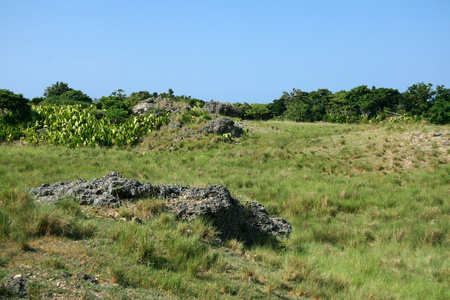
[179,109,211,124]
[0,89,31,121]
[43,81,73,98]
[41,82,93,107]
[98,90,132,123]
[273,83,448,124]
[429,85,450,124]
[126,91,152,107]
[281,89,314,122]
[21,104,168,147]
[243,103,272,120]
[267,98,286,117]
[400,82,435,116]
[43,92,93,108]
[187,98,205,108]
[98,89,128,110]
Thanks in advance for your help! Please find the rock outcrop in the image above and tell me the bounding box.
[29,172,291,244]
[29,171,153,207]
[201,117,244,137]
[133,97,190,115]
[204,101,240,117]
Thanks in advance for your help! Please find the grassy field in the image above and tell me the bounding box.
[0,120,449,299]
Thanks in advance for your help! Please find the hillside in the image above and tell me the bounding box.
[1,119,449,299]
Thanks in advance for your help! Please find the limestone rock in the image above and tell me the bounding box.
[201,117,244,137]
[28,171,153,207]
[204,101,240,117]
[29,172,291,244]
[133,97,190,115]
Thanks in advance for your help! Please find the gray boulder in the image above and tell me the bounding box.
[201,117,244,137]
[133,97,190,115]
[204,101,240,117]
[28,172,291,244]
[28,171,153,207]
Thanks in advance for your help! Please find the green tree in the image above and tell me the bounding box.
[429,85,450,124]
[99,90,128,110]
[59,90,92,103]
[282,89,313,122]
[126,91,151,107]
[99,90,131,123]
[0,89,31,121]
[327,90,352,122]
[267,98,286,117]
[307,89,332,121]
[43,90,92,107]
[400,82,435,116]
[243,103,272,120]
[43,81,73,97]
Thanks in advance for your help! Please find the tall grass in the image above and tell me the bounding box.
[0,120,449,299]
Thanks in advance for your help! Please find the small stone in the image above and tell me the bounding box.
[132,217,143,224]
[77,273,98,284]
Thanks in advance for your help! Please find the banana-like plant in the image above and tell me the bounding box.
[18,104,169,148]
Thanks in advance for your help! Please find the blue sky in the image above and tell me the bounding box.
[1,0,449,103]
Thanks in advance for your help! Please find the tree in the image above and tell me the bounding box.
[267,98,286,117]
[98,90,127,110]
[307,89,332,121]
[243,103,272,120]
[400,82,435,116]
[281,89,312,122]
[43,81,73,98]
[355,87,401,119]
[429,85,450,124]
[126,91,151,106]
[99,90,131,123]
[59,90,92,103]
[0,89,31,121]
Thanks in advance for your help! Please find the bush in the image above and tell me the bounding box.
[22,104,169,147]
[179,109,211,124]
[0,89,31,122]
[429,85,450,124]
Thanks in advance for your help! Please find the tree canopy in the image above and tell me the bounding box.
[0,89,31,121]
[43,81,73,98]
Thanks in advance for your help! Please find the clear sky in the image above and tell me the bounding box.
[1,0,449,103]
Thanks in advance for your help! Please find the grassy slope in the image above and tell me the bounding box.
[0,120,449,299]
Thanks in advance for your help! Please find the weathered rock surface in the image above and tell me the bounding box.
[201,117,244,137]
[204,100,240,117]
[133,97,190,115]
[29,172,291,244]
[29,171,152,207]
[3,275,27,298]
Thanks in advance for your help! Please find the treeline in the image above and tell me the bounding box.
[1,82,449,126]
[235,83,450,124]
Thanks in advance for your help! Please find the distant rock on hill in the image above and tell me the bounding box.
[28,172,291,244]
[204,100,240,117]
[201,117,244,137]
[133,97,190,115]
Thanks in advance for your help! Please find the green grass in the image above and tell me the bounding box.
[0,120,449,299]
